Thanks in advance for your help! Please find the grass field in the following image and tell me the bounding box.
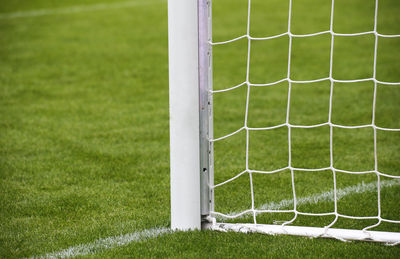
[0,0,399,258]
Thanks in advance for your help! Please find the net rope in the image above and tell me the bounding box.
[208,0,400,242]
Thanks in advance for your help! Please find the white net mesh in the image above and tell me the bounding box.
[208,0,400,243]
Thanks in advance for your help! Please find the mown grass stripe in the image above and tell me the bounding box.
[0,0,164,19]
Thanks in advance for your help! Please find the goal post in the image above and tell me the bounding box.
[168,0,212,230]
[169,0,400,244]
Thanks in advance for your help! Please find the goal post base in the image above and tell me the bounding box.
[212,223,400,245]
[201,215,215,230]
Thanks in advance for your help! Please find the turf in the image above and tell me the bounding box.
[0,0,399,258]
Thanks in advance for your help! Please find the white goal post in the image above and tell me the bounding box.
[168,0,400,244]
[168,0,212,230]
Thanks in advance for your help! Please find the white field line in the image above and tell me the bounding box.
[0,0,165,19]
[221,179,400,218]
[31,179,400,258]
[30,227,171,259]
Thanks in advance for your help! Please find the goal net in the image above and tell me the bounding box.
[206,0,400,244]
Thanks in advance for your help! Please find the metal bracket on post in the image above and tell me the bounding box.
[198,0,213,230]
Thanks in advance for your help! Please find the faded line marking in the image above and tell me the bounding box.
[30,227,171,259]
[221,179,400,218]
[0,0,164,19]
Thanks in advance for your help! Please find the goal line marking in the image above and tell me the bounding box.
[0,0,165,20]
[29,227,171,259]
[31,179,399,258]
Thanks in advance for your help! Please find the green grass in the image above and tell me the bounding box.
[0,0,399,258]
